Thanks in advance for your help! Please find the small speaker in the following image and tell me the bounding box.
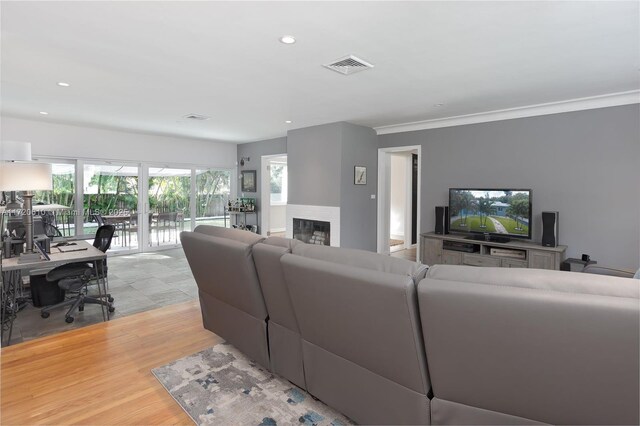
[541,211,559,247]
[435,206,449,235]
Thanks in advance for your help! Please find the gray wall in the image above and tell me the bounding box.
[379,105,640,270]
[340,123,379,251]
[287,123,342,207]
[237,136,287,229]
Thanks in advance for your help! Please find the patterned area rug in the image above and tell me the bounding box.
[152,343,353,425]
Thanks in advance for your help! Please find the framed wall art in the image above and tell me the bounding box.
[241,170,257,192]
[354,166,366,185]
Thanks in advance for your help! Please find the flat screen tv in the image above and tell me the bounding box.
[448,188,532,241]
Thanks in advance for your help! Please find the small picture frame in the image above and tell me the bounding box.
[241,170,257,192]
[354,166,367,185]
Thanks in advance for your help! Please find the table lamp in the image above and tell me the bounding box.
[0,161,53,261]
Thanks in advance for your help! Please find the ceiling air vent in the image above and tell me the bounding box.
[183,113,211,121]
[323,55,374,75]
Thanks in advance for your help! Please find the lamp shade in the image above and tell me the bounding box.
[0,141,32,161]
[0,162,53,191]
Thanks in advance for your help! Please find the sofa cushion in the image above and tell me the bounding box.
[194,224,264,246]
[425,264,639,299]
[263,236,300,250]
[292,243,427,284]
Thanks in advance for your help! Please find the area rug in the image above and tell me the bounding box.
[152,343,353,425]
[389,239,404,247]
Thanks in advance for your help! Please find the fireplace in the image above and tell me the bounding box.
[287,204,340,247]
[293,218,330,245]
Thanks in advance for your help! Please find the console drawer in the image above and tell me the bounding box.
[501,258,528,268]
[462,253,501,267]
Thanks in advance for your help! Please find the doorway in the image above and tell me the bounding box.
[377,146,421,260]
[260,154,287,237]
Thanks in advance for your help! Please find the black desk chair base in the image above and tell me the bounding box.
[41,292,114,323]
[40,267,115,323]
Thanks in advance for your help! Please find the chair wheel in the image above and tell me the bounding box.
[41,312,50,319]
[78,305,84,312]
[65,316,74,323]
[108,306,115,313]
[108,297,114,302]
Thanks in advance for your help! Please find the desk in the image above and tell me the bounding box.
[1,240,109,346]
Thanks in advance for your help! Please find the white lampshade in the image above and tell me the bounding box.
[0,162,53,191]
[0,140,32,161]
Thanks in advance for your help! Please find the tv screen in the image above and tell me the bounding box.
[449,189,532,239]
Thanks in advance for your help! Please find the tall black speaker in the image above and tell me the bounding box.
[541,211,559,247]
[435,206,449,235]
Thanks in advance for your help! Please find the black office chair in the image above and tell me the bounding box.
[40,225,116,323]
[91,213,106,226]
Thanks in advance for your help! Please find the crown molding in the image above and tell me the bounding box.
[375,90,640,135]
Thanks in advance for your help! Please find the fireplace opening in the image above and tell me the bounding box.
[293,218,330,245]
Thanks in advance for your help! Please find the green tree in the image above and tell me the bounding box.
[270,165,284,193]
[196,170,230,217]
[507,198,530,230]
[477,194,497,228]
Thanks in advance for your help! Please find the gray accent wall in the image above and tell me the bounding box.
[287,123,342,207]
[237,136,287,223]
[379,105,640,270]
[340,123,379,251]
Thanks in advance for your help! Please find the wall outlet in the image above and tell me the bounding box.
[370,194,376,199]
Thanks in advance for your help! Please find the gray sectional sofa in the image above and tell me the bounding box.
[181,225,640,425]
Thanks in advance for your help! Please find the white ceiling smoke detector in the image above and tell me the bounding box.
[323,55,374,75]
[183,113,211,121]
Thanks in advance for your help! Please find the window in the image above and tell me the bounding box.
[195,169,231,227]
[83,163,139,250]
[270,162,287,205]
[148,167,190,246]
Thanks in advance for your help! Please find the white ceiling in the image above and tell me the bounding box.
[1,1,638,144]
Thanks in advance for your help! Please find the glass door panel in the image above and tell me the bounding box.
[147,167,191,247]
[83,163,139,251]
[195,169,231,228]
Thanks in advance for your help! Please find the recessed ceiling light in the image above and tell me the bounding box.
[434,103,444,107]
[279,35,296,44]
[57,82,70,87]
[39,111,49,115]
[285,120,292,124]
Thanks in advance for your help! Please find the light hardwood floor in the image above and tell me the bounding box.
[1,300,220,425]
[390,246,417,262]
